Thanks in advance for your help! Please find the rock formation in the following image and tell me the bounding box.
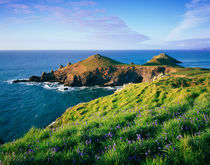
[13,53,180,86]
[0,138,4,145]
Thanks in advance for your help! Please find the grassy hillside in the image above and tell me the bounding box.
[143,53,182,67]
[0,69,209,165]
[62,54,124,72]
[78,54,123,69]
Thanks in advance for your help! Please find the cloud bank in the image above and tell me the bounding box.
[0,0,149,49]
[166,0,210,40]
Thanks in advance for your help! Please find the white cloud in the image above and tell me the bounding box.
[166,0,210,40]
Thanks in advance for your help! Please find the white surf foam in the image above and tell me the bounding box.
[7,79,123,92]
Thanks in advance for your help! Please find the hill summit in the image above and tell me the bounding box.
[77,54,123,69]
[144,53,182,66]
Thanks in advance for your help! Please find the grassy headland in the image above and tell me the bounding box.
[0,67,209,164]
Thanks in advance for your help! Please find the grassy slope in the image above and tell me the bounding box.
[78,54,123,69]
[143,53,182,67]
[55,54,126,77]
[0,70,209,165]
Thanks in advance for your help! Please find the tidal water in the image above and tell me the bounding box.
[0,50,209,142]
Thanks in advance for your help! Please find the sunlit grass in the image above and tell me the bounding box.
[0,71,209,164]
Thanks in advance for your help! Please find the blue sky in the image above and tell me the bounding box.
[0,0,210,50]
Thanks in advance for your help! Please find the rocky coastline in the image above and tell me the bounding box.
[13,53,180,86]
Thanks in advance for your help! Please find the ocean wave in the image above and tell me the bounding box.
[6,79,122,92]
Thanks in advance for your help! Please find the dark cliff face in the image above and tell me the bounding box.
[13,54,179,86]
[27,65,174,86]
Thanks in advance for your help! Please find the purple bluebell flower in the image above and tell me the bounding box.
[107,132,113,138]
[79,152,84,157]
[176,135,182,140]
[136,134,141,141]
[165,145,169,148]
[95,155,100,160]
[116,124,120,129]
[28,149,34,153]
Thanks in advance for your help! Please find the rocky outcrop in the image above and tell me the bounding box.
[0,138,4,145]
[13,54,179,86]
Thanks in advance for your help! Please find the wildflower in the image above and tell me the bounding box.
[79,152,84,157]
[95,155,100,160]
[107,132,113,138]
[51,147,59,153]
[176,135,182,140]
[165,144,169,148]
[136,134,141,141]
[28,149,34,153]
[173,147,176,151]
[120,137,123,140]
[128,141,132,144]
[116,124,120,129]
[85,139,91,145]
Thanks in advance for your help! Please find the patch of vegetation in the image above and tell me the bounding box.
[143,53,182,67]
[0,71,209,165]
[77,54,124,69]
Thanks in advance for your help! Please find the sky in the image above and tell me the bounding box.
[0,0,210,50]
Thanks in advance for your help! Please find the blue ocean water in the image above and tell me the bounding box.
[0,50,209,142]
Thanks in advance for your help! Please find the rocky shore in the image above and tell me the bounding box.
[13,53,181,86]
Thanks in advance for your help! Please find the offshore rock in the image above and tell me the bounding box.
[13,53,179,86]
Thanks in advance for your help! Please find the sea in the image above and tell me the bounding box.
[0,50,209,142]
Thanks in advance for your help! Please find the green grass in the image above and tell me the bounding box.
[0,71,209,165]
[143,53,182,67]
[77,54,124,69]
